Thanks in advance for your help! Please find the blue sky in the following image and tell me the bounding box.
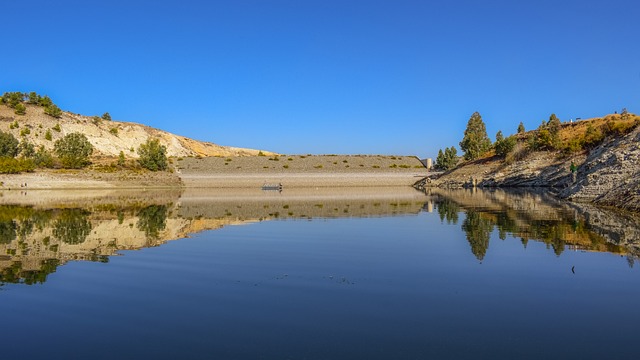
[2,0,638,158]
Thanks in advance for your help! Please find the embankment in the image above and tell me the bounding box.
[416,122,640,212]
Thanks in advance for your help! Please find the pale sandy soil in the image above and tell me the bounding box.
[180,172,428,188]
[0,168,182,190]
[0,155,429,190]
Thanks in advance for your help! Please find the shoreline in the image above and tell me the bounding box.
[0,170,429,190]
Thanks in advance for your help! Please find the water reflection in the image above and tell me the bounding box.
[1,187,639,285]
[430,188,640,262]
[0,188,427,285]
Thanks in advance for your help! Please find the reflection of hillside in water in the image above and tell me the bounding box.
[0,188,427,285]
[3,187,639,285]
[429,188,640,263]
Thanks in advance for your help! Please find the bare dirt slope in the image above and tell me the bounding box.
[0,104,273,158]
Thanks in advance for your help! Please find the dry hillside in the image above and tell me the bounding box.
[0,103,274,159]
[419,113,640,211]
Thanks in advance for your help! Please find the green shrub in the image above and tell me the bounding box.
[34,146,55,168]
[19,128,30,137]
[110,127,118,136]
[54,132,94,169]
[0,158,35,174]
[0,131,19,158]
[14,103,26,115]
[117,151,126,166]
[137,138,167,171]
[582,124,604,148]
[45,130,53,141]
[44,105,62,118]
[18,139,35,158]
[52,124,61,132]
[495,135,517,157]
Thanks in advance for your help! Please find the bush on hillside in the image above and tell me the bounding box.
[18,139,36,158]
[0,131,19,158]
[14,103,26,115]
[54,132,93,169]
[34,146,55,168]
[137,138,167,171]
[44,104,62,118]
[495,135,517,157]
[0,158,35,174]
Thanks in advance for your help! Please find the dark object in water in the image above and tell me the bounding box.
[571,266,575,274]
[262,183,283,191]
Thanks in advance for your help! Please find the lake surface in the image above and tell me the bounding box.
[1,188,639,359]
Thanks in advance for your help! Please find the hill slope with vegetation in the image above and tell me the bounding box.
[0,92,272,165]
[419,110,640,212]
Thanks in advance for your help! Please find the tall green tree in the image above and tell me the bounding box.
[517,122,525,134]
[460,112,492,161]
[547,113,561,147]
[54,132,94,168]
[435,146,458,170]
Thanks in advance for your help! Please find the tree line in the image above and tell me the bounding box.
[1,91,112,121]
[434,109,637,171]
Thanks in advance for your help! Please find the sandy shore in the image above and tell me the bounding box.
[0,155,429,190]
[180,172,427,188]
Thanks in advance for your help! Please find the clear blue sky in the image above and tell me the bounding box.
[2,0,638,158]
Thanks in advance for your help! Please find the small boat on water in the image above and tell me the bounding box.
[262,183,283,191]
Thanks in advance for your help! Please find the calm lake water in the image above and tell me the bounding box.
[1,188,639,359]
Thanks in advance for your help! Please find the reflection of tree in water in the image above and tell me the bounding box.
[0,220,17,244]
[461,211,493,261]
[53,209,92,245]
[137,205,167,240]
[0,259,60,285]
[436,199,460,225]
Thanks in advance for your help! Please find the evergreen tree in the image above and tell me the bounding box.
[436,146,458,170]
[445,146,458,169]
[517,122,525,134]
[460,112,492,160]
[548,114,561,135]
[495,130,504,143]
[435,149,444,169]
[102,112,112,121]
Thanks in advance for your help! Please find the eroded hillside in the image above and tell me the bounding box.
[0,103,273,158]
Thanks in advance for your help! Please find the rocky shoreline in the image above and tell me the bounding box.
[415,124,640,212]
